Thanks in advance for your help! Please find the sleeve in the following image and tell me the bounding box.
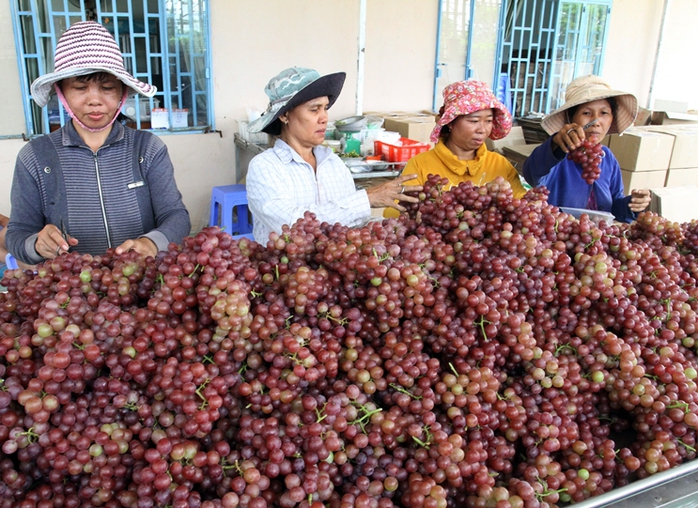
[401,157,425,186]
[246,153,370,239]
[522,137,565,187]
[6,151,47,265]
[506,164,528,199]
[140,139,191,251]
[607,152,636,223]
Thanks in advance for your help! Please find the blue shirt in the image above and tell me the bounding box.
[523,137,636,223]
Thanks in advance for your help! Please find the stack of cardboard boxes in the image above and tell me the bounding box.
[358,111,436,144]
[363,111,437,145]
[607,116,698,222]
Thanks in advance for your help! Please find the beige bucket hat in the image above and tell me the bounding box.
[541,75,638,136]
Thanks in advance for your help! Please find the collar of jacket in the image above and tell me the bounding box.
[60,119,126,149]
[435,139,488,177]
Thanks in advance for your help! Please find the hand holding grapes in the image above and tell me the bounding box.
[365,173,423,212]
[115,237,158,258]
[35,223,79,259]
[552,122,586,153]
[629,188,651,212]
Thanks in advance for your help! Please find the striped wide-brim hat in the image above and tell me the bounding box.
[31,21,156,108]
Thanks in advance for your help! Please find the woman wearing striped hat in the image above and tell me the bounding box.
[7,21,190,265]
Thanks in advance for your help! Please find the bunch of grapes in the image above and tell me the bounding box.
[5,175,698,507]
[568,139,605,184]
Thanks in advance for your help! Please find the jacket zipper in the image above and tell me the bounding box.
[93,152,112,248]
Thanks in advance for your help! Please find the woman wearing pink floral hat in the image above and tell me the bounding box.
[399,80,528,198]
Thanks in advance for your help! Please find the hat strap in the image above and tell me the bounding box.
[55,83,128,133]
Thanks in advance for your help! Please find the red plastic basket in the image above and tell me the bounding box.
[374,138,430,163]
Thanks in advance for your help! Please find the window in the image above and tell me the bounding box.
[434,0,503,110]
[11,0,213,136]
[494,0,611,118]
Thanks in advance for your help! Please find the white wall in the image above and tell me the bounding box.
[604,0,697,111]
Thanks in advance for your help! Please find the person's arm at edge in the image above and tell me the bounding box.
[6,155,47,265]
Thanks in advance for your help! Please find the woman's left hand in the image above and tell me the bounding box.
[366,174,424,211]
[115,237,158,258]
[629,189,651,212]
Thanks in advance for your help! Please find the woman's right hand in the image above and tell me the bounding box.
[366,174,423,212]
[35,224,78,259]
[552,123,586,153]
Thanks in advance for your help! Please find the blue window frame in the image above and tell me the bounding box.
[494,0,612,118]
[10,0,213,136]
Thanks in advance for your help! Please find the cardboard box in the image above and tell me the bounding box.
[665,167,698,187]
[486,126,526,154]
[608,130,674,171]
[652,99,689,113]
[643,126,698,168]
[383,116,436,145]
[503,143,541,172]
[650,111,698,125]
[634,107,652,126]
[650,187,698,223]
[621,169,667,191]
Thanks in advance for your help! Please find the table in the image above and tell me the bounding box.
[233,133,401,186]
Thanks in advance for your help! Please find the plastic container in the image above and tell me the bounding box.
[560,207,615,225]
[323,140,341,153]
[374,137,430,163]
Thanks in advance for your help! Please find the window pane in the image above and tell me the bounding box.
[20,16,36,54]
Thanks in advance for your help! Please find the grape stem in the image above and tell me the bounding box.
[389,383,422,400]
[678,438,696,453]
[667,401,689,414]
[449,363,458,376]
[349,404,382,433]
[475,315,491,341]
[196,378,210,410]
[411,425,433,449]
[187,263,201,277]
[20,427,39,444]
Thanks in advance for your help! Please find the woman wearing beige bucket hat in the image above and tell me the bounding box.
[523,75,651,223]
[246,67,422,244]
[7,21,190,265]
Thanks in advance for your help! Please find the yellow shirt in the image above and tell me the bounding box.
[385,140,527,217]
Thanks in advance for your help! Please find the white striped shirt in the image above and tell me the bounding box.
[246,139,370,244]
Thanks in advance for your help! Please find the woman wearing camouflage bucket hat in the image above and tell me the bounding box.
[389,80,528,213]
[7,21,190,265]
[246,67,422,244]
[523,75,651,223]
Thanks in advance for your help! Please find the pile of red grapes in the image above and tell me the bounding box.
[2,175,698,508]
[567,140,605,184]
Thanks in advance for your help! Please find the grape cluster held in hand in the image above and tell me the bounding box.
[567,139,605,184]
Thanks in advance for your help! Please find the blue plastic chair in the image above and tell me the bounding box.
[5,254,18,270]
[209,184,254,237]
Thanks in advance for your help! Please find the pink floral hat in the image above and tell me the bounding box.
[430,80,513,143]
